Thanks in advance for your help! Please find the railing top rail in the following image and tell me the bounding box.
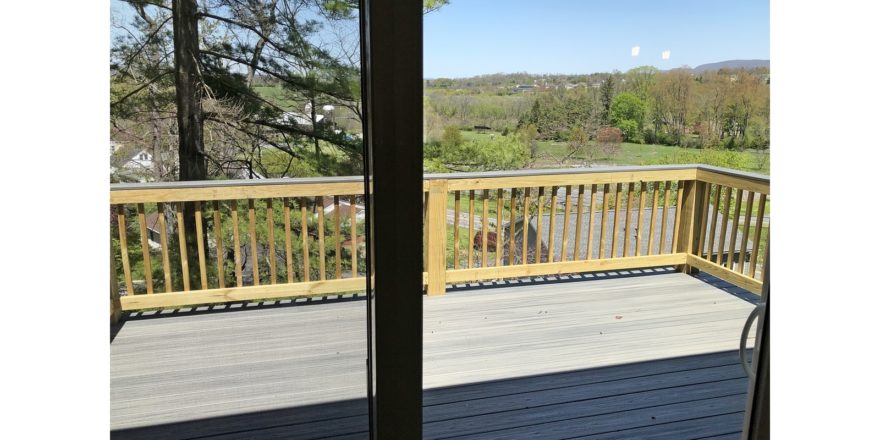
[424,164,697,181]
[693,164,769,185]
[110,175,365,192]
[110,164,768,193]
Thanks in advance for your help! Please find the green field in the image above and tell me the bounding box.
[460,130,769,174]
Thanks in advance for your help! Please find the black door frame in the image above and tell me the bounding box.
[359,0,424,438]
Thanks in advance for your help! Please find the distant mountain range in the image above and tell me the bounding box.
[690,59,769,73]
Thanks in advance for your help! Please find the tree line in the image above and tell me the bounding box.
[425,66,770,151]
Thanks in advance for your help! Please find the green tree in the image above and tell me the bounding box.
[441,126,463,147]
[624,66,658,99]
[599,75,615,124]
[610,92,646,142]
[518,123,539,160]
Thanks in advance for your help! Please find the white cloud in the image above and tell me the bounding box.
[662,50,671,60]
[631,46,640,56]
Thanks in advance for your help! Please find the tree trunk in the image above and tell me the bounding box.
[173,0,207,289]
[311,95,321,169]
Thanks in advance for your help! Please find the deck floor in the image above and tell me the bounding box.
[111,269,758,439]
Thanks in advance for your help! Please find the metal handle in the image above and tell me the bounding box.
[739,304,765,379]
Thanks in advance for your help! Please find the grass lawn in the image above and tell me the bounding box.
[459,130,770,174]
[254,85,296,110]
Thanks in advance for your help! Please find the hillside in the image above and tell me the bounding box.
[692,59,769,73]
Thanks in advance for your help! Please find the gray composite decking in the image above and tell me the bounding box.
[111,269,758,439]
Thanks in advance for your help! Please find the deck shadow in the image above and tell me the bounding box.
[447,266,678,293]
[111,350,748,440]
[119,292,368,323]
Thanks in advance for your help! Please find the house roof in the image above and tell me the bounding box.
[279,111,325,126]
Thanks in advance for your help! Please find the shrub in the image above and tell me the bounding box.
[616,119,643,143]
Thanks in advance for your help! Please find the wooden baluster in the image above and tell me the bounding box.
[230,201,241,287]
[671,181,684,253]
[716,187,732,266]
[508,188,518,265]
[548,186,558,263]
[599,184,610,259]
[573,185,585,261]
[659,181,672,254]
[248,199,259,286]
[195,201,208,289]
[561,185,572,261]
[636,182,646,256]
[156,203,172,292]
[521,188,531,264]
[738,192,755,273]
[749,194,767,278]
[706,185,722,261]
[647,183,659,256]
[174,203,191,291]
[536,187,544,263]
[302,198,311,281]
[266,199,277,284]
[468,190,475,268]
[284,198,294,282]
[624,183,635,257]
[496,189,504,267]
[696,184,712,259]
[213,201,225,288]
[317,196,326,281]
[611,183,622,258]
[136,203,154,294]
[586,184,597,260]
[482,189,490,267]
[759,228,770,281]
[349,195,357,277]
[115,205,134,295]
[334,196,342,279]
[727,189,744,269]
[453,191,461,269]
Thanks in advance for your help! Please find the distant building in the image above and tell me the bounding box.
[512,84,536,93]
[278,111,325,127]
[111,144,156,182]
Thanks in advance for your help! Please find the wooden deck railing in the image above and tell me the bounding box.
[110,165,769,314]
[110,177,366,311]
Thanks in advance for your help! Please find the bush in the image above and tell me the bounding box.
[643,127,658,144]
[644,148,756,171]
[441,126,463,148]
[425,134,530,172]
[616,120,643,143]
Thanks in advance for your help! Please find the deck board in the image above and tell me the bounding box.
[111,271,757,439]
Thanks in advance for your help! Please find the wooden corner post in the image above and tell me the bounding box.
[675,179,705,273]
[426,179,448,296]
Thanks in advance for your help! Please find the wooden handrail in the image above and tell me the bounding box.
[110,165,769,311]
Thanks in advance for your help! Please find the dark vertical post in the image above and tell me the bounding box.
[360,0,423,438]
[172,0,207,286]
[744,242,769,439]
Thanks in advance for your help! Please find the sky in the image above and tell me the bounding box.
[424,0,769,78]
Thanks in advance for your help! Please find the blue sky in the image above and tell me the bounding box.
[424,0,769,78]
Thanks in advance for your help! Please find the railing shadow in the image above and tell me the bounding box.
[118,292,368,323]
[690,271,762,305]
[111,350,748,440]
[447,266,678,293]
